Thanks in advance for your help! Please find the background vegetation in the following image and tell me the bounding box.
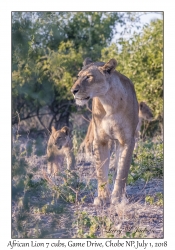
[12,12,124,131]
[12,12,163,134]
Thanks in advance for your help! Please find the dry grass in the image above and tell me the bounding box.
[12,134,163,239]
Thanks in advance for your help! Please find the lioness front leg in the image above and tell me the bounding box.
[93,139,110,206]
[111,138,135,204]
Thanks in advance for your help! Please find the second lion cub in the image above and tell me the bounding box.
[47,126,75,176]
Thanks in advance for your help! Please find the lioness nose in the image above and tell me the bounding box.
[71,88,79,95]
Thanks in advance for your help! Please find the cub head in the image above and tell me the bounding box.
[71,58,117,106]
[50,126,70,149]
[139,102,153,120]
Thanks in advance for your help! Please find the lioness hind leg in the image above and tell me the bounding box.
[93,139,110,205]
[111,138,135,204]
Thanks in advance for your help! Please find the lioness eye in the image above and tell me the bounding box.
[86,75,92,79]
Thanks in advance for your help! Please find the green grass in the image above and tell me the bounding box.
[128,138,163,184]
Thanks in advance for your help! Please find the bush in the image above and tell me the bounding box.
[128,137,163,184]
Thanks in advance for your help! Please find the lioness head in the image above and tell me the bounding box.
[71,58,117,106]
[139,102,153,120]
[50,126,70,150]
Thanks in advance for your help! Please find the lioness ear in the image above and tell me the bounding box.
[101,59,117,74]
[51,126,56,134]
[139,102,144,110]
[61,126,70,135]
[83,57,93,67]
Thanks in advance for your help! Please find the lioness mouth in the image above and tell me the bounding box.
[75,96,90,100]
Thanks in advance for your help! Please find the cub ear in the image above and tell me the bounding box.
[83,57,93,67]
[61,126,70,135]
[51,126,56,134]
[100,59,117,74]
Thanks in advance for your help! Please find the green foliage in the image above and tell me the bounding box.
[145,195,154,205]
[108,172,113,185]
[101,19,163,119]
[73,211,115,238]
[52,171,86,203]
[12,12,124,129]
[155,192,163,206]
[26,175,47,189]
[145,193,163,206]
[128,138,163,184]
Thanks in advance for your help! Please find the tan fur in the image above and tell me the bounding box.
[82,101,153,154]
[47,126,75,176]
[80,119,94,154]
[135,101,153,145]
[71,58,139,205]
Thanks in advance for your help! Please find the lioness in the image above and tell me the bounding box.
[71,58,139,205]
[81,101,153,154]
[47,126,75,176]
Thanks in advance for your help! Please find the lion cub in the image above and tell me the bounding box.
[47,126,75,176]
